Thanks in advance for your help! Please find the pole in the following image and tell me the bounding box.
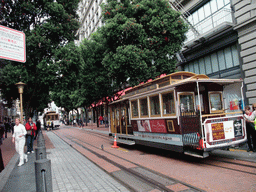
[20,93,23,124]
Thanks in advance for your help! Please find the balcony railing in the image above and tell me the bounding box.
[184,8,233,44]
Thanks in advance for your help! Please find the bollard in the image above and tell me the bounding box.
[35,159,52,192]
[35,146,47,160]
[37,130,45,148]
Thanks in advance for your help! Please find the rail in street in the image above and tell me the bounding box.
[52,125,256,192]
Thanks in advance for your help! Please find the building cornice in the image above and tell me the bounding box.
[233,15,256,31]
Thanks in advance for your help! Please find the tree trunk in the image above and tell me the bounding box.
[85,107,88,126]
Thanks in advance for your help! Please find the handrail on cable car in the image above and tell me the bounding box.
[201,111,243,118]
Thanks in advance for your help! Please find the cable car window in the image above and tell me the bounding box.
[116,109,119,125]
[162,92,175,115]
[150,95,160,116]
[131,100,138,117]
[195,94,204,111]
[140,98,148,117]
[179,93,195,112]
[209,92,223,113]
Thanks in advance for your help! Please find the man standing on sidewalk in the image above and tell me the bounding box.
[35,119,41,140]
[25,117,37,154]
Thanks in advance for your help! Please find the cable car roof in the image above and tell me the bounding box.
[110,72,243,104]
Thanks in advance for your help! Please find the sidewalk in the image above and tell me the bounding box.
[0,130,129,192]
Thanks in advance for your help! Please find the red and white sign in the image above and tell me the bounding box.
[204,116,244,145]
[137,119,167,133]
[0,25,26,63]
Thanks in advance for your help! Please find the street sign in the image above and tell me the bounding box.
[0,25,26,63]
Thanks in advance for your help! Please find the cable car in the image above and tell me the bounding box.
[109,72,246,158]
[43,111,60,130]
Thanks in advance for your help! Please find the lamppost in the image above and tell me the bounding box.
[15,82,26,124]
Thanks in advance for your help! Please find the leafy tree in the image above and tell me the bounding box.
[0,0,80,118]
[78,34,113,107]
[50,41,83,119]
[100,0,188,88]
[77,33,113,125]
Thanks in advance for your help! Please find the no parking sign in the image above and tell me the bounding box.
[0,25,26,63]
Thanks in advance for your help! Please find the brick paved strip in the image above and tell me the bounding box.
[1,133,16,168]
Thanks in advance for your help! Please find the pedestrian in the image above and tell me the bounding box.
[35,119,41,140]
[12,118,28,166]
[79,119,83,128]
[81,119,84,128]
[104,115,108,127]
[244,106,255,152]
[11,121,15,134]
[25,117,37,154]
[244,103,256,152]
[0,121,5,172]
[4,120,8,138]
[99,116,103,125]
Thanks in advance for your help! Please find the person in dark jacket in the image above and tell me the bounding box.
[35,119,41,140]
[4,120,8,138]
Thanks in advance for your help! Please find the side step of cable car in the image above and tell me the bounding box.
[110,138,135,145]
[184,150,209,158]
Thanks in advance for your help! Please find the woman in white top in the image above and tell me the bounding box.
[12,118,28,166]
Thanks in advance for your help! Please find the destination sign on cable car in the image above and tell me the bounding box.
[204,116,244,144]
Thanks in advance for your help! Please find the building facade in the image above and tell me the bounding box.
[77,0,107,42]
[173,0,256,105]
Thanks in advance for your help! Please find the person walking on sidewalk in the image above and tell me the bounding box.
[12,118,28,167]
[25,117,37,154]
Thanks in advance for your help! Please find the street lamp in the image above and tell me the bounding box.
[15,82,26,124]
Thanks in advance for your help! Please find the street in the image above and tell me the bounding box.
[53,124,256,192]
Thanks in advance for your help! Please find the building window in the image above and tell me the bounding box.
[185,0,232,42]
[150,95,160,116]
[184,44,239,76]
[162,92,175,116]
[140,98,148,117]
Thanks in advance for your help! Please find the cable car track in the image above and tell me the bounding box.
[53,130,204,192]
[58,128,256,177]
[80,129,256,175]
[85,129,256,173]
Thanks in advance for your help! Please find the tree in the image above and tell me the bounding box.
[100,0,188,88]
[79,34,113,106]
[77,33,113,126]
[50,41,83,120]
[0,0,80,118]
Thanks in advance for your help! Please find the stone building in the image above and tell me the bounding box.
[77,0,107,41]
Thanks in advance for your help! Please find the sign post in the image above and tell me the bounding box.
[0,25,26,63]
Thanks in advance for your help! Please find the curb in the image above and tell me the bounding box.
[0,153,18,191]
